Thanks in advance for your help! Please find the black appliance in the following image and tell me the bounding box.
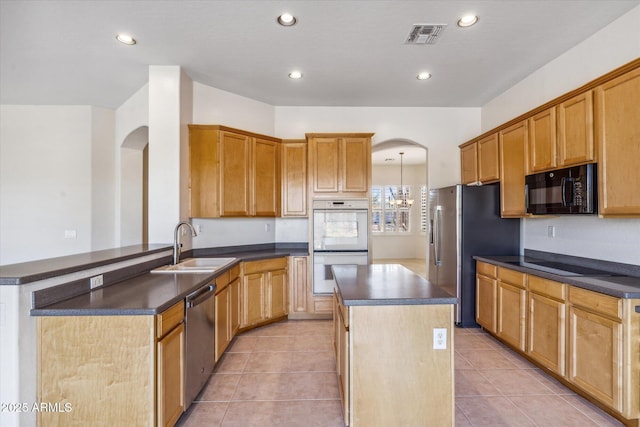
[428,184,520,327]
[525,163,597,215]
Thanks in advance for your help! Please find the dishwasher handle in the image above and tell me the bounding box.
[187,284,215,308]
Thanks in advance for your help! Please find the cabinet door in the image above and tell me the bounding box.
[229,277,241,336]
[596,67,640,216]
[268,269,288,319]
[189,126,220,217]
[478,134,500,183]
[496,281,527,351]
[242,273,266,327]
[281,142,308,217]
[460,142,478,184]
[476,274,496,332]
[341,137,370,193]
[568,306,622,410]
[157,323,185,427]
[219,131,251,216]
[214,287,230,362]
[499,120,528,217]
[528,107,557,172]
[527,293,566,376]
[253,137,279,217]
[558,91,594,166]
[290,256,309,313]
[311,137,340,193]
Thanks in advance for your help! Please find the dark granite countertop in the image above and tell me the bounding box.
[192,243,308,261]
[474,255,640,299]
[332,264,458,306]
[30,269,223,316]
[0,244,172,285]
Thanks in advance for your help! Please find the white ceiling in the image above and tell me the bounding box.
[1,1,638,110]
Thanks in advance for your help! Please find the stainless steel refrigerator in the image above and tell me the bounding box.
[428,184,520,327]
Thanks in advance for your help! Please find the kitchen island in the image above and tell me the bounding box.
[332,264,457,427]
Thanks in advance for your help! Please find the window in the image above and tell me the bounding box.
[371,185,411,233]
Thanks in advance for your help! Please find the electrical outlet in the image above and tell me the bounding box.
[433,328,447,350]
[90,274,104,289]
[64,229,77,239]
[547,225,556,238]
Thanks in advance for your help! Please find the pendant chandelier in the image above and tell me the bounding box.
[393,152,414,208]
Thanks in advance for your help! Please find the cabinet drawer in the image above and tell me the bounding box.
[215,271,230,291]
[157,300,185,339]
[498,267,526,288]
[477,261,497,278]
[244,257,287,274]
[528,275,566,301]
[569,287,622,320]
[229,264,241,281]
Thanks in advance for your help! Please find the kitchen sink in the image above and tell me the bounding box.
[151,257,237,274]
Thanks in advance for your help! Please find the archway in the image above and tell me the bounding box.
[371,139,428,277]
[119,126,149,245]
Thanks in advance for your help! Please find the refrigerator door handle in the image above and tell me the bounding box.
[434,206,442,266]
[429,219,434,244]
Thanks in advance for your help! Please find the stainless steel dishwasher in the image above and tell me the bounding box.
[184,281,216,409]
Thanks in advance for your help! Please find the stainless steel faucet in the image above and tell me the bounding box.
[173,221,198,265]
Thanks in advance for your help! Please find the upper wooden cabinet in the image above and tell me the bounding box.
[189,125,281,218]
[460,134,500,184]
[307,133,373,197]
[460,142,478,184]
[281,140,308,217]
[557,90,595,167]
[595,67,640,216]
[499,120,528,218]
[528,107,557,173]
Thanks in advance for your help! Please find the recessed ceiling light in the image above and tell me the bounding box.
[457,14,478,27]
[277,13,297,26]
[417,72,431,80]
[116,33,136,45]
[289,70,303,79]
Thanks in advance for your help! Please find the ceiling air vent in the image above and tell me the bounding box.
[404,24,447,45]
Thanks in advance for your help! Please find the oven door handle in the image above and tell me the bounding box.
[561,177,575,207]
[187,285,215,308]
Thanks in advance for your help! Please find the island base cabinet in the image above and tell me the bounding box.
[157,323,185,427]
[346,304,454,426]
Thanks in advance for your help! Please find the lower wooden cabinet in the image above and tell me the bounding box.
[476,262,497,332]
[241,257,288,329]
[215,265,241,362]
[496,268,527,351]
[333,292,350,426]
[476,261,640,425]
[157,321,185,427]
[527,276,566,376]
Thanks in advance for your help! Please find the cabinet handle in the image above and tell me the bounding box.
[635,305,640,313]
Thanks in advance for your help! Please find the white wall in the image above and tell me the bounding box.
[371,163,427,260]
[193,83,275,135]
[481,5,640,265]
[0,106,93,265]
[275,107,480,190]
[90,107,115,251]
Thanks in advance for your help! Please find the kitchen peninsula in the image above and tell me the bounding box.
[332,264,457,427]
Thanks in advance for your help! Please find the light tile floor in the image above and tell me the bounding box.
[177,319,624,426]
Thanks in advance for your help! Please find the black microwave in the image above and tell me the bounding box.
[525,164,597,215]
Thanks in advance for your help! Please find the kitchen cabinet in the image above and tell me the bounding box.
[281,140,308,217]
[460,142,478,184]
[189,125,281,218]
[527,276,566,376]
[557,90,595,166]
[214,265,241,361]
[307,133,373,197]
[240,257,288,329]
[333,291,350,426]
[528,107,557,173]
[289,256,309,315]
[460,134,500,185]
[595,67,640,216]
[496,267,527,351]
[37,300,185,427]
[499,120,528,218]
[568,287,623,411]
[475,261,497,332]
